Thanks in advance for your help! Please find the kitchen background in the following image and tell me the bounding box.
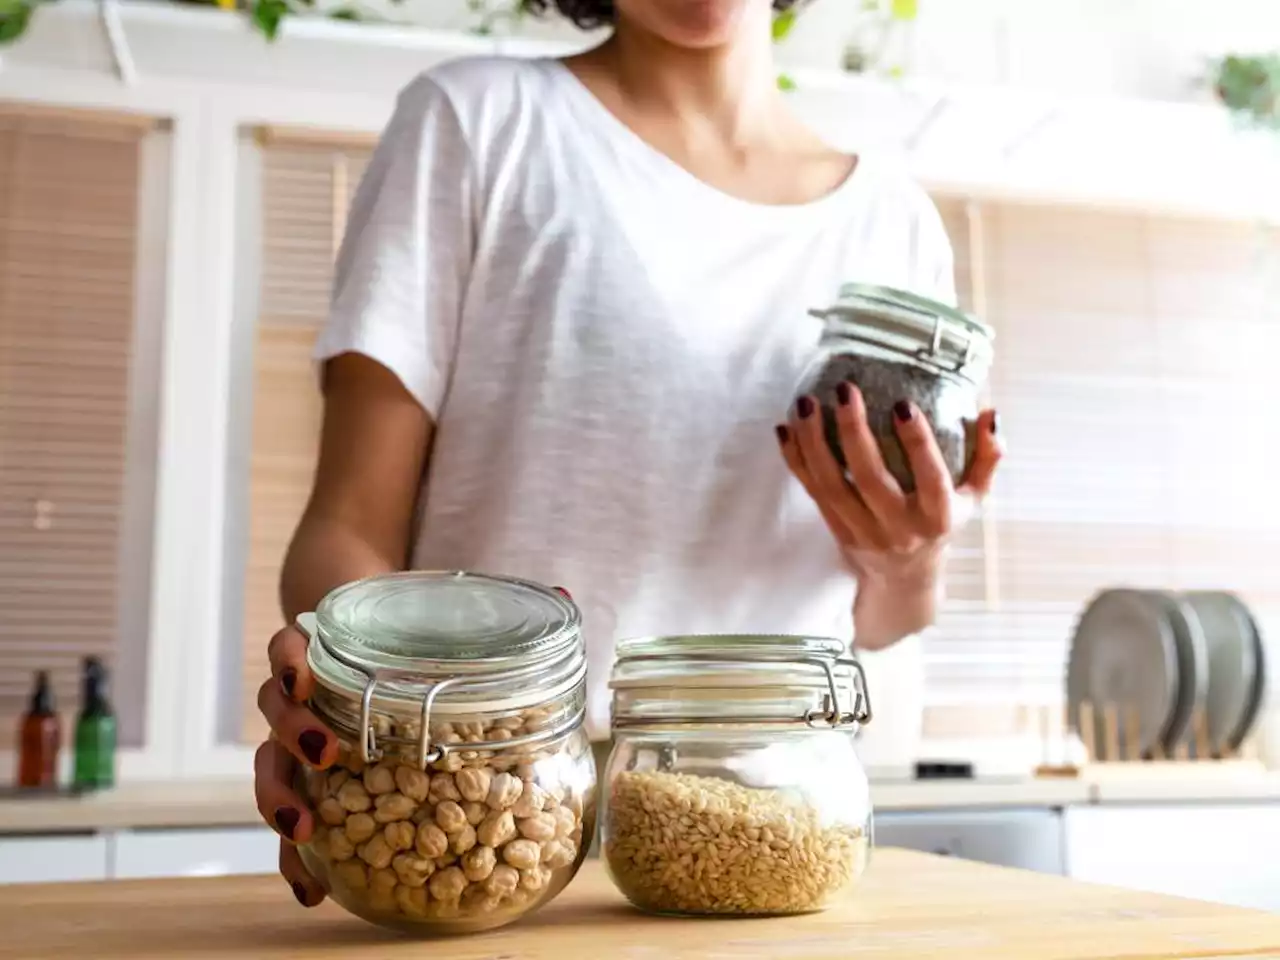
[2,0,1280,914]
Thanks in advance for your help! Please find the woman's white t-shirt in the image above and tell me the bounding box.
[316,55,956,738]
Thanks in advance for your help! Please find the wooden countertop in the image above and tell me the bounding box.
[4,850,1280,960]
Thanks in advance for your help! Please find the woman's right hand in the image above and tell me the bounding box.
[254,622,341,908]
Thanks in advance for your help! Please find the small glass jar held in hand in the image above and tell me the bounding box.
[294,572,597,935]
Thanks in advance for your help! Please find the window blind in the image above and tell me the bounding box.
[0,108,156,745]
[238,137,371,743]
[923,198,1280,742]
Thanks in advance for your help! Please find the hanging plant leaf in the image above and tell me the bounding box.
[328,6,363,20]
[0,0,33,45]
[890,0,917,21]
[771,8,797,42]
[777,73,797,91]
[251,0,290,40]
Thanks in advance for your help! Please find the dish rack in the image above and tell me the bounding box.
[1032,700,1266,780]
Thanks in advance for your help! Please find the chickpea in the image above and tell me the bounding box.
[463,801,487,826]
[517,812,557,843]
[369,867,398,896]
[410,806,433,827]
[332,859,368,891]
[304,772,326,805]
[326,768,351,796]
[428,773,461,805]
[456,767,492,804]
[358,834,394,870]
[462,845,497,883]
[483,864,520,897]
[336,779,372,813]
[493,715,524,732]
[392,853,434,888]
[541,838,576,870]
[394,765,430,803]
[395,883,429,918]
[415,822,449,859]
[487,772,523,811]
[384,821,415,852]
[317,797,347,827]
[373,792,417,824]
[428,866,468,903]
[552,805,577,838]
[477,810,517,849]
[363,763,396,796]
[344,812,377,844]
[435,851,459,869]
[502,839,541,871]
[311,826,331,861]
[519,865,552,892]
[450,823,478,856]
[435,801,468,834]
[511,783,548,820]
[328,831,356,862]
[338,748,366,775]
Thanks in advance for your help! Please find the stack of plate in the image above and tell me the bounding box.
[1066,589,1268,759]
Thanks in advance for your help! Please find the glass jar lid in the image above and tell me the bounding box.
[300,571,585,767]
[808,283,995,385]
[609,634,871,731]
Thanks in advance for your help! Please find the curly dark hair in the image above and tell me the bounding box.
[522,0,802,31]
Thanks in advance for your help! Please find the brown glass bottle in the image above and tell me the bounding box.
[17,671,61,789]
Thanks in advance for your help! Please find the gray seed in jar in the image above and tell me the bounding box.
[456,767,492,803]
[541,838,576,869]
[357,834,394,870]
[344,812,377,844]
[384,820,416,852]
[517,811,557,843]
[461,845,497,882]
[415,822,449,859]
[450,822,478,856]
[519,865,552,892]
[336,779,372,813]
[317,797,347,826]
[483,863,520,897]
[502,838,541,871]
[511,783,548,819]
[477,809,517,848]
[487,772,523,811]
[551,805,577,838]
[395,883,429,918]
[435,800,468,834]
[428,773,462,805]
[393,765,430,803]
[328,831,356,862]
[392,853,434,887]
[326,768,351,795]
[463,801,487,826]
[363,763,396,796]
[373,791,416,824]
[332,859,367,890]
[428,866,468,903]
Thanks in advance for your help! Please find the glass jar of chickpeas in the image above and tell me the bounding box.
[294,571,596,935]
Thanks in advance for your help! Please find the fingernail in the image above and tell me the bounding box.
[275,806,300,841]
[836,382,852,407]
[299,730,327,766]
[990,411,1000,434]
[552,585,572,600]
[893,400,914,423]
[292,880,310,907]
[280,669,297,699]
[796,396,815,420]
[775,424,790,444]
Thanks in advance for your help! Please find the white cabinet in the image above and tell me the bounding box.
[874,809,1065,875]
[0,835,110,884]
[1064,805,1280,912]
[112,827,279,879]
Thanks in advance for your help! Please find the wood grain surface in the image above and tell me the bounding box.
[3,849,1279,960]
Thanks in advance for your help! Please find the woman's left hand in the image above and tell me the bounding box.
[776,381,1002,647]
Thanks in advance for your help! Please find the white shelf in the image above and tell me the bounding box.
[3,1,1278,225]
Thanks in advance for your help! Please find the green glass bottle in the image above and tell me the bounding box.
[73,657,116,791]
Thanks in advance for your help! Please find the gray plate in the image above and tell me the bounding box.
[1235,600,1269,752]
[1153,590,1209,755]
[1182,591,1258,755]
[1067,589,1181,758]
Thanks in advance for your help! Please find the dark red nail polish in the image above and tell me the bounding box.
[894,400,914,423]
[990,411,1000,434]
[552,586,572,600]
[275,806,300,841]
[836,382,852,407]
[280,669,297,699]
[292,881,310,906]
[775,424,790,444]
[298,730,326,766]
[796,396,815,420]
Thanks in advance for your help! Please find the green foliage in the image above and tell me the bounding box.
[0,0,38,45]
[1213,54,1280,132]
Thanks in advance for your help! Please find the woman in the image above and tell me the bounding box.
[254,0,1002,906]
